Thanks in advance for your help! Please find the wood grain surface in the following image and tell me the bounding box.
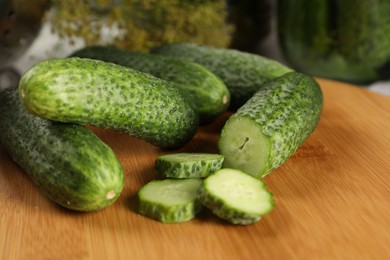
[1,78,389,260]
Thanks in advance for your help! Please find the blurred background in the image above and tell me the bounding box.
[1,0,389,95]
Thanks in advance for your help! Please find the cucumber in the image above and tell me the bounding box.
[70,46,230,124]
[153,42,294,109]
[218,72,323,178]
[18,57,199,149]
[197,168,274,225]
[155,153,224,178]
[0,88,124,211]
[278,0,390,83]
[138,178,203,223]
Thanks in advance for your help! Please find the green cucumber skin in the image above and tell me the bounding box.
[155,153,224,178]
[0,88,125,211]
[138,199,203,224]
[153,42,294,109]
[219,72,323,178]
[18,57,199,149]
[70,46,230,124]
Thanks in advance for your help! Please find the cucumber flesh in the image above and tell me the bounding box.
[218,117,269,177]
[197,168,274,225]
[138,178,203,223]
[155,153,224,178]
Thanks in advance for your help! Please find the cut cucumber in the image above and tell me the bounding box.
[197,168,274,225]
[138,178,203,223]
[218,72,323,178]
[155,153,224,178]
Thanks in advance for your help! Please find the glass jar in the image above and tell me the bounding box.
[0,0,50,89]
[277,0,390,84]
[0,0,50,69]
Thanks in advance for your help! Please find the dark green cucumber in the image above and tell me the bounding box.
[197,168,274,225]
[18,57,199,149]
[153,42,293,109]
[70,46,230,124]
[138,178,204,223]
[0,88,124,211]
[218,72,323,178]
[155,153,224,178]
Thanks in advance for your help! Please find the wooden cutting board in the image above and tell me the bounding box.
[1,78,389,260]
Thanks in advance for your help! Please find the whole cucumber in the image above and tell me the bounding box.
[18,57,199,149]
[70,46,230,124]
[218,72,323,178]
[153,42,294,109]
[0,88,124,211]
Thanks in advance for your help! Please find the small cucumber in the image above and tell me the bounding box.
[153,42,293,109]
[197,168,274,225]
[0,88,124,211]
[70,46,230,124]
[155,153,224,178]
[18,57,199,149]
[138,178,203,223]
[218,72,323,178]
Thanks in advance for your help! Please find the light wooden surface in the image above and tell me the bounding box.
[1,79,390,260]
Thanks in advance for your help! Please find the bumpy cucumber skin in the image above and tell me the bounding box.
[219,72,323,178]
[71,46,230,124]
[155,153,224,178]
[138,178,204,223]
[153,42,293,109]
[197,169,274,225]
[18,57,199,149]
[0,88,125,211]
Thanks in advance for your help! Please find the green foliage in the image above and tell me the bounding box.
[50,0,233,51]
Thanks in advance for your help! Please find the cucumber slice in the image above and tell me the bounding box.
[138,178,203,223]
[197,168,274,225]
[155,153,224,178]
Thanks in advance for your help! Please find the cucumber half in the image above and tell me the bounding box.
[218,72,323,178]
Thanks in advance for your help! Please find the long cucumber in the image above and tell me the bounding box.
[0,88,125,211]
[71,46,230,124]
[18,57,199,149]
[153,42,293,109]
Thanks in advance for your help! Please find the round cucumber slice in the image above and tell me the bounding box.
[197,168,274,225]
[138,178,204,223]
